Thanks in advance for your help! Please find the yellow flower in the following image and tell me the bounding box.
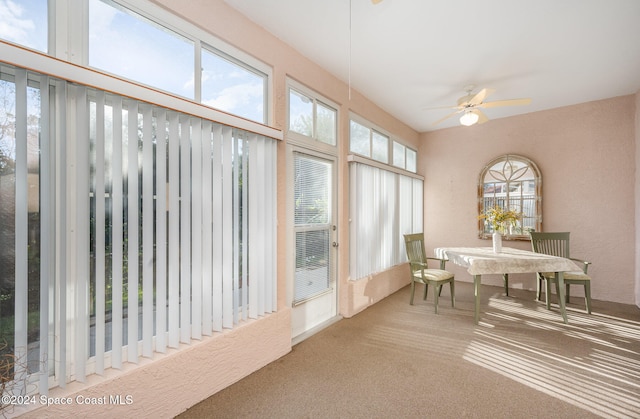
[478,205,522,234]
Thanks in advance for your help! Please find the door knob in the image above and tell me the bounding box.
[332,242,339,247]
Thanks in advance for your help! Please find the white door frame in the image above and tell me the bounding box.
[286,144,340,343]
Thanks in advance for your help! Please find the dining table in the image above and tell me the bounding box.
[434,246,582,325]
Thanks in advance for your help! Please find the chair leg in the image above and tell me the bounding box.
[434,284,440,314]
[554,280,561,308]
[450,281,455,308]
[536,276,542,301]
[565,284,571,304]
[423,284,429,300]
[584,282,592,314]
[410,281,416,305]
[545,279,552,310]
[503,274,509,296]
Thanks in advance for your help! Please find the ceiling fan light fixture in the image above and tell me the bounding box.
[460,111,479,126]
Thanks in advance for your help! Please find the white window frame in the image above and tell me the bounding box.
[349,114,417,173]
[286,78,339,154]
[46,0,273,125]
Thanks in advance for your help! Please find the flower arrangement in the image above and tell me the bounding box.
[478,205,522,234]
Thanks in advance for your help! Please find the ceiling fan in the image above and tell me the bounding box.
[431,86,532,127]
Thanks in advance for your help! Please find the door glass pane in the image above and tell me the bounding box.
[202,48,266,124]
[89,0,194,99]
[0,0,48,52]
[294,153,332,303]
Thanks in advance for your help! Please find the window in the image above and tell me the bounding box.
[349,117,417,172]
[288,85,337,146]
[349,159,423,280]
[201,46,267,123]
[393,141,405,168]
[349,119,388,164]
[478,154,541,239]
[0,0,48,52]
[0,58,278,396]
[0,0,270,124]
[89,0,195,99]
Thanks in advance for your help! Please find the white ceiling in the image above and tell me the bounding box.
[224,0,640,132]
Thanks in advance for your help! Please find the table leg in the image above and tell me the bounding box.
[474,274,481,324]
[556,271,568,324]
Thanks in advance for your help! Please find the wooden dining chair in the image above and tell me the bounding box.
[403,233,455,314]
[529,232,592,313]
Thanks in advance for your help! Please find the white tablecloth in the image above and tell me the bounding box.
[435,247,581,276]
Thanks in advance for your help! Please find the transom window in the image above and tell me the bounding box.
[1,0,270,124]
[349,116,417,173]
[478,154,541,239]
[288,85,337,146]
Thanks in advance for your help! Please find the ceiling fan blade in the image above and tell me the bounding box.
[480,98,532,108]
[474,109,489,124]
[432,111,460,126]
[468,88,496,106]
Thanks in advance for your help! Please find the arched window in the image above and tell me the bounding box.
[478,154,541,239]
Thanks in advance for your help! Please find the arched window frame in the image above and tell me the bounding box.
[478,154,542,240]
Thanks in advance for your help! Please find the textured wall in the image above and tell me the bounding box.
[420,96,636,304]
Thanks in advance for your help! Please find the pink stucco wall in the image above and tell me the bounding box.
[420,96,636,304]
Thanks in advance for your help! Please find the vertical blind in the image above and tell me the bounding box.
[0,63,278,396]
[349,161,423,280]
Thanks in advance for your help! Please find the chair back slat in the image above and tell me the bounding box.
[530,232,571,258]
[404,233,428,271]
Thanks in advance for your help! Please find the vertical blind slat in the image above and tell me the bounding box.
[232,135,240,325]
[222,126,233,328]
[248,134,258,318]
[180,115,192,343]
[56,80,68,386]
[111,96,124,369]
[168,111,180,348]
[201,121,213,335]
[13,68,28,395]
[75,85,89,381]
[211,124,223,332]
[39,75,52,395]
[241,135,249,320]
[256,137,266,316]
[155,108,168,353]
[269,139,277,311]
[142,104,154,357]
[191,118,203,339]
[127,100,139,363]
[95,90,106,374]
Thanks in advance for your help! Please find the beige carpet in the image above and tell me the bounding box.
[178,281,640,419]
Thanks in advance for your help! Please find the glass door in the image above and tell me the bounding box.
[291,151,337,340]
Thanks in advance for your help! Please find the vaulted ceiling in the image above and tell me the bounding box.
[225,0,640,132]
